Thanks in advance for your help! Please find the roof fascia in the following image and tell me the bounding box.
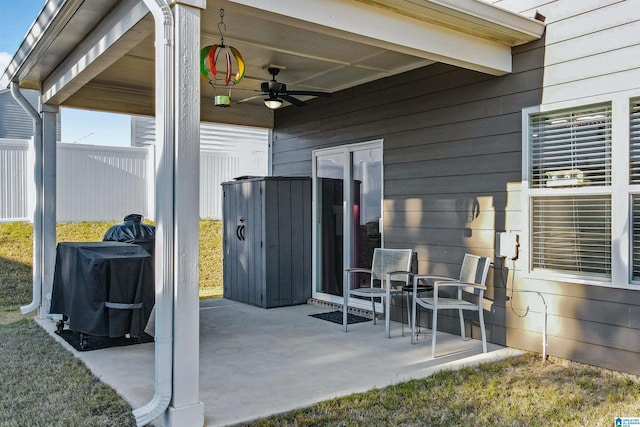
[228,0,544,76]
[42,1,152,105]
[410,0,545,43]
[1,0,83,88]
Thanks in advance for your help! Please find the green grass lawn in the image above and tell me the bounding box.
[245,353,640,426]
[1,221,639,426]
[1,317,136,426]
[0,220,223,425]
[0,220,224,314]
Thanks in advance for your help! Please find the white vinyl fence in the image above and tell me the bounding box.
[1,141,152,223]
[1,139,268,223]
[200,151,267,219]
[0,140,30,221]
[56,143,152,222]
[135,116,269,219]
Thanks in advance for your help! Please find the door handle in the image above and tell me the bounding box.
[236,225,245,241]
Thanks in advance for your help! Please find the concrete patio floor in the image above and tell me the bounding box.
[38,298,521,426]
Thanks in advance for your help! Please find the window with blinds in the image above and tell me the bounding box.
[531,196,612,278]
[632,195,640,281]
[530,104,611,189]
[631,98,640,184]
[631,98,640,281]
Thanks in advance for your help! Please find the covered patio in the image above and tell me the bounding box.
[3,0,544,425]
[38,298,516,426]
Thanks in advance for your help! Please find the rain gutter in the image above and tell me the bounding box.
[132,0,175,425]
[11,81,43,315]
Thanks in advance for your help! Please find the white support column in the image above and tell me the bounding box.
[268,130,274,176]
[164,1,204,425]
[145,144,156,221]
[41,104,58,315]
[611,95,630,286]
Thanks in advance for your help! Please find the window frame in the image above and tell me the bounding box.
[522,93,640,289]
[629,97,640,283]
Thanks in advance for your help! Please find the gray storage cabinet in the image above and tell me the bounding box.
[222,177,312,308]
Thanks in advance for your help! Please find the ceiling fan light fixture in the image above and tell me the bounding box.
[257,67,330,108]
[264,98,283,109]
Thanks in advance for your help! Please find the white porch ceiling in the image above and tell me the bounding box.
[2,0,544,128]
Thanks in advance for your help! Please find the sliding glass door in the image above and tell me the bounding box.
[312,140,383,306]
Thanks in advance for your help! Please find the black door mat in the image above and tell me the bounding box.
[309,310,371,325]
[56,329,153,351]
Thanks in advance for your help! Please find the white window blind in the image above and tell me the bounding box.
[531,196,611,278]
[631,98,640,281]
[530,104,611,189]
[630,98,640,184]
[632,195,640,281]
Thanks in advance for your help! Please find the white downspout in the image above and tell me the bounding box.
[11,81,43,315]
[132,0,174,425]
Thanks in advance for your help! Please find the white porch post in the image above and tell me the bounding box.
[41,104,58,315]
[165,1,204,425]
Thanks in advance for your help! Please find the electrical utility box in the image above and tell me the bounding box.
[495,231,519,259]
[221,176,312,308]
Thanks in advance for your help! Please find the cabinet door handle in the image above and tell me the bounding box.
[236,225,246,241]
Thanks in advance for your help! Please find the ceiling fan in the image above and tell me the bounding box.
[258,67,331,109]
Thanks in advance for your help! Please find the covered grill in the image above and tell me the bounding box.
[103,213,155,256]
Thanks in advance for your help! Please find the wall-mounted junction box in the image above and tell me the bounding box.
[496,231,519,259]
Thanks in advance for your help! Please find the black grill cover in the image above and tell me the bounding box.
[103,214,155,256]
[50,242,154,337]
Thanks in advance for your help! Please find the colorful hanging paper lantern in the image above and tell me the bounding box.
[200,44,245,86]
[200,9,245,107]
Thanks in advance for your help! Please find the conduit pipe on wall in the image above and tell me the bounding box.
[132,0,175,425]
[11,81,43,315]
[537,292,548,362]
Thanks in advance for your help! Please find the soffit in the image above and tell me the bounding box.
[2,0,544,127]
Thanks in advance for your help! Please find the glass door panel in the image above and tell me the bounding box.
[350,148,383,291]
[312,141,383,304]
[315,152,345,297]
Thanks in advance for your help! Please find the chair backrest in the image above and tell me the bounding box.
[371,248,413,284]
[458,254,490,294]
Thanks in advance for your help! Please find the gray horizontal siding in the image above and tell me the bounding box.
[0,90,61,141]
[273,38,545,356]
[272,13,640,374]
[0,90,38,140]
[493,0,640,105]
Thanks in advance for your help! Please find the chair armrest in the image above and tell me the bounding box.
[413,274,455,282]
[412,275,453,291]
[433,280,487,291]
[385,270,412,277]
[345,268,373,274]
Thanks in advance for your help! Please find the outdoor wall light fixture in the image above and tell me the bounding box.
[200,9,245,107]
